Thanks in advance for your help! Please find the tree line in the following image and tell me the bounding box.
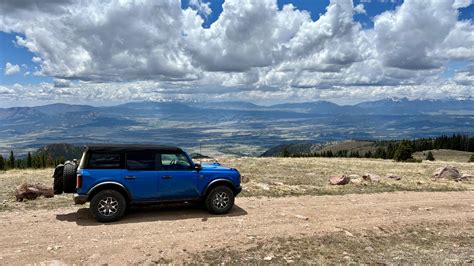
[282,134,474,162]
[0,151,64,171]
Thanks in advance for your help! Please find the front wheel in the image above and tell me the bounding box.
[205,186,235,214]
[90,190,127,222]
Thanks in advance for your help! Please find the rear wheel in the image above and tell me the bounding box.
[90,190,127,222]
[205,186,235,214]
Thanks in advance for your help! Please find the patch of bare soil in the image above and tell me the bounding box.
[0,191,472,264]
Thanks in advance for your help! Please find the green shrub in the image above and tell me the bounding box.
[393,141,414,162]
[425,151,435,161]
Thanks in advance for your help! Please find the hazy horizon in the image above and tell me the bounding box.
[2,95,474,109]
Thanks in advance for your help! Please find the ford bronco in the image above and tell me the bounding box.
[53,144,242,222]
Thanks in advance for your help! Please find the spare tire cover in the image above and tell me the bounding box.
[53,164,64,195]
[62,161,77,193]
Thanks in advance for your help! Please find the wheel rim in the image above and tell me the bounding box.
[98,197,119,216]
[212,191,230,209]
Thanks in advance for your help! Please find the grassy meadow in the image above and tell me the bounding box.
[0,156,473,211]
[413,149,473,162]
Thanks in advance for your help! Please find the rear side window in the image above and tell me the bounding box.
[88,153,121,169]
[126,152,156,171]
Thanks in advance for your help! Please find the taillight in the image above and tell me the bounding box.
[76,174,82,188]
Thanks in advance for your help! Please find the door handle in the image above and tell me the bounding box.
[161,175,172,179]
[124,175,136,179]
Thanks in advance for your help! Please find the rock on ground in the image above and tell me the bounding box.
[385,173,402,180]
[15,183,54,202]
[329,175,350,185]
[432,166,462,181]
[362,173,381,182]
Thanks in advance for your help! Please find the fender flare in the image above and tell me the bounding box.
[203,178,236,196]
[87,181,132,201]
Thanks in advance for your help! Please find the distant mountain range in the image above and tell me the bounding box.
[1,98,473,156]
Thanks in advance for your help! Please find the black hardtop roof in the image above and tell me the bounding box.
[84,144,183,153]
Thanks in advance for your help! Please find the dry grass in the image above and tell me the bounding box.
[413,149,473,163]
[0,157,473,211]
[0,168,72,211]
[219,157,474,197]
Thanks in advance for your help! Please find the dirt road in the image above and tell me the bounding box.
[0,191,473,264]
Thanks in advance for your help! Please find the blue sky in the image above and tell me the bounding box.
[0,0,473,106]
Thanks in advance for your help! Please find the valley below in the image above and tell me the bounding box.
[1,98,473,157]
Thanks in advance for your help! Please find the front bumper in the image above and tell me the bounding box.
[73,193,88,205]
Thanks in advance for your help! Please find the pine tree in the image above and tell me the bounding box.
[393,141,414,162]
[425,151,435,161]
[41,154,47,168]
[326,150,334,157]
[0,155,5,170]
[364,150,373,158]
[282,148,290,157]
[8,151,15,169]
[27,152,33,168]
[386,143,395,159]
[375,147,387,159]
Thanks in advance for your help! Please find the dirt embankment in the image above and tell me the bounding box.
[0,191,473,264]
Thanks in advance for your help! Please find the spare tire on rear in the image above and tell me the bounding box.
[52,164,64,194]
[62,161,77,193]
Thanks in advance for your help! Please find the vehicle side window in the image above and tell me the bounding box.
[88,153,121,169]
[160,153,191,170]
[126,152,156,171]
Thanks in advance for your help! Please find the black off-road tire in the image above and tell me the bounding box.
[205,186,235,214]
[90,190,127,223]
[62,161,77,193]
[53,164,64,194]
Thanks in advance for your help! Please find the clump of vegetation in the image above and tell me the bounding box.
[0,155,5,171]
[279,133,474,162]
[0,144,82,171]
[425,151,435,161]
[0,150,64,171]
[469,154,474,163]
[393,141,414,162]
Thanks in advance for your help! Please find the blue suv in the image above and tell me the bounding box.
[57,144,242,222]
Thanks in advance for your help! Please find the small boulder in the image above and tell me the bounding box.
[385,173,402,180]
[294,214,309,221]
[15,183,54,202]
[329,175,350,185]
[365,246,375,252]
[256,183,270,191]
[432,166,462,180]
[362,173,381,182]
[350,178,362,185]
[241,175,250,183]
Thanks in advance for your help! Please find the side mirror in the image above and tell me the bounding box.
[194,163,202,171]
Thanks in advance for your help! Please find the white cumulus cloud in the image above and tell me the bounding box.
[4,62,20,76]
[354,3,366,14]
[0,0,472,104]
